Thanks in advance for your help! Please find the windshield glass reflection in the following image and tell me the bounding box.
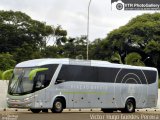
[8,68,35,95]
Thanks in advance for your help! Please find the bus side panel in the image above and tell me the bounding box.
[87,83,115,108]
[143,70,158,108]
[144,82,158,108]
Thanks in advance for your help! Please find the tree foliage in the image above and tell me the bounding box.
[111,52,144,66]
[0,10,160,72]
[124,52,144,66]
[0,53,16,71]
[54,25,67,45]
[0,70,3,79]
[89,39,112,60]
[0,10,53,62]
[101,13,160,70]
[43,35,87,59]
[111,52,122,64]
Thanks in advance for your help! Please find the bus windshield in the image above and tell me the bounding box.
[8,67,36,95]
[8,64,58,95]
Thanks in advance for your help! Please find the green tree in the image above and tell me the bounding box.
[13,42,42,62]
[0,70,3,79]
[111,52,144,66]
[54,25,67,46]
[0,53,16,71]
[42,45,61,58]
[63,36,87,59]
[42,25,68,58]
[89,39,112,60]
[124,52,144,66]
[0,10,53,62]
[100,13,160,70]
[44,35,88,59]
[111,52,122,64]
[144,40,160,66]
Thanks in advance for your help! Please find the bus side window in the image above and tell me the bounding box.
[36,74,46,88]
[56,65,67,84]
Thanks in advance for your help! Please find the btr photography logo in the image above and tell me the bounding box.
[111,0,160,11]
[112,0,124,11]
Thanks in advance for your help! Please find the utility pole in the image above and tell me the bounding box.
[87,0,92,60]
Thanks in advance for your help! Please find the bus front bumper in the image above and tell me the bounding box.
[7,97,33,108]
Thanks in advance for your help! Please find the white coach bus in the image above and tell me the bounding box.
[6,58,158,113]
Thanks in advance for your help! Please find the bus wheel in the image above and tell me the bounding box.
[30,109,41,113]
[51,98,63,113]
[101,109,113,113]
[122,99,135,113]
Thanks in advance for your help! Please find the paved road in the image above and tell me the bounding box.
[0,109,160,120]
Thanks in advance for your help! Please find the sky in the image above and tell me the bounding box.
[0,0,156,42]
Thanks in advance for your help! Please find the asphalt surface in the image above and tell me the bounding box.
[0,109,160,120]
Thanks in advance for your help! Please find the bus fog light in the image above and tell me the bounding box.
[27,103,32,107]
[24,97,30,101]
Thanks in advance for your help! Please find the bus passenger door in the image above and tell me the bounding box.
[34,89,46,108]
[34,74,48,108]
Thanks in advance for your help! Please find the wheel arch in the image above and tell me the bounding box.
[52,95,66,109]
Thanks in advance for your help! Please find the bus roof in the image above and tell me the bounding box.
[16,58,157,71]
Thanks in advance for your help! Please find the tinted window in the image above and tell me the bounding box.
[98,67,119,82]
[35,64,58,88]
[57,65,98,82]
[57,65,157,84]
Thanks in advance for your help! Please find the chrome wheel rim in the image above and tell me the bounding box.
[55,101,62,110]
[127,102,133,111]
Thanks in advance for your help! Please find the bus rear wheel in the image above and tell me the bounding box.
[121,99,135,113]
[51,98,63,113]
[30,109,41,113]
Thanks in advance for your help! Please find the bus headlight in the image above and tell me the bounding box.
[6,97,9,101]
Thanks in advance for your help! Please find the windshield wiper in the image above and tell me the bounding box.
[18,74,24,93]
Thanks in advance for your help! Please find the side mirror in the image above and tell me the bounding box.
[29,68,48,80]
[55,79,65,84]
[2,69,13,80]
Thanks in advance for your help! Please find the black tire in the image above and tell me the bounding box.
[122,99,135,113]
[101,109,113,113]
[51,98,63,113]
[30,109,41,113]
[42,109,48,113]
